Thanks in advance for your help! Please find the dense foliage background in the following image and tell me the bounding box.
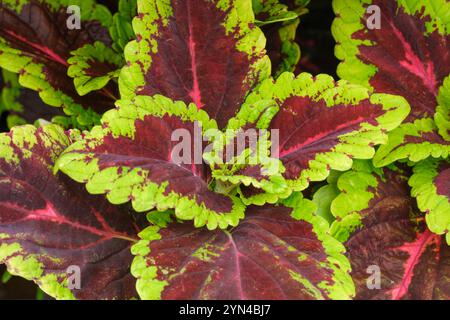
[0,0,448,300]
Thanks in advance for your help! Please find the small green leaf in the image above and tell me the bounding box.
[68,42,123,96]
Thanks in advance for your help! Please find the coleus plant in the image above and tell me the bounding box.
[0,0,448,300]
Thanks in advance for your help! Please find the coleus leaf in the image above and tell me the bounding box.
[56,95,246,230]
[131,194,354,300]
[68,41,123,96]
[224,72,410,204]
[0,68,65,129]
[0,0,118,128]
[332,0,450,164]
[68,0,137,100]
[0,124,140,299]
[262,17,301,77]
[252,0,307,76]
[119,0,271,129]
[373,118,450,167]
[410,158,450,244]
[330,164,449,299]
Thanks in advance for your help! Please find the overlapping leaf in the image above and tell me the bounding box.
[331,164,449,299]
[119,0,271,128]
[131,194,354,300]
[410,158,450,244]
[56,95,246,230]
[373,118,450,167]
[330,161,403,242]
[333,0,450,165]
[252,0,300,26]
[0,124,140,299]
[0,0,118,128]
[204,115,289,206]
[220,72,409,204]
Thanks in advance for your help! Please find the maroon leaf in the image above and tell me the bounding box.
[131,198,354,300]
[0,125,139,299]
[271,95,385,181]
[119,0,271,128]
[356,1,448,122]
[333,0,450,135]
[228,72,409,202]
[263,20,301,77]
[334,166,450,300]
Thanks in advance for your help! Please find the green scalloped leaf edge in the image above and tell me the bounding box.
[0,124,71,166]
[0,69,79,129]
[131,193,355,300]
[0,124,76,300]
[332,0,450,142]
[332,0,450,90]
[215,169,288,199]
[329,160,407,243]
[329,166,379,243]
[204,126,289,203]
[373,118,450,167]
[409,158,450,244]
[130,225,168,300]
[237,183,293,206]
[281,193,355,300]
[0,241,75,300]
